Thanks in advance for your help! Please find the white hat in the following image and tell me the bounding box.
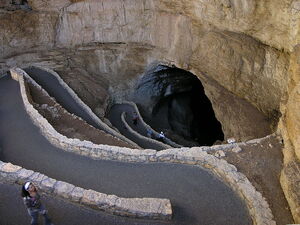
[24,182,31,191]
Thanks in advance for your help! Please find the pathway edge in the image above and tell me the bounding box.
[0,161,172,220]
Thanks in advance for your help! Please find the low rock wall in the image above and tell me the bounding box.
[11,68,159,162]
[27,65,138,148]
[11,67,276,225]
[203,134,276,153]
[23,70,136,149]
[123,101,182,148]
[0,161,172,220]
[121,112,171,150]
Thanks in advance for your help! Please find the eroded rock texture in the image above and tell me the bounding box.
[1,0,300,222]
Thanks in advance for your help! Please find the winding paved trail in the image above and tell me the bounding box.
[0,75,252,224]
[0,182,168,225]
[108,103,181,149]
[24,67,137,148]
[24,67,101,130]
[108,104,168,150]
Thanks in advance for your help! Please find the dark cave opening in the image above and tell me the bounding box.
[133,65,224,146]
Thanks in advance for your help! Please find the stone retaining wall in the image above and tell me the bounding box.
[123,101,182,148]
[11,67,276,225]
[202,134,276,153]
[23,70,137,149]
[121,112,171,150]
[27,65,138,148]
[11,67,159,160]
[0,161,172,220]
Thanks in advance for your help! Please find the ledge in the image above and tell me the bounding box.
[10,67,276,225]
[0,161,172,220]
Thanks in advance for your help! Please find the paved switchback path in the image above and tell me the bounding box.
[0,76,252,225]
[110,104,154,138]
[24,67,101,130]
[0,182,169,225]
[108,104,168,150]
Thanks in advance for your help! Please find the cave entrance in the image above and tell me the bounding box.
[132,65,224,146]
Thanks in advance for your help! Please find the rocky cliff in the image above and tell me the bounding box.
[1,0,300,222]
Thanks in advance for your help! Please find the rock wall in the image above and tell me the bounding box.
[0,0,291,117]
[188,31,289,118]
[0,10,57,59]
[280,46,300,162]
[158,0,300,52]
[0,161,172,220]
[279,46,300,222]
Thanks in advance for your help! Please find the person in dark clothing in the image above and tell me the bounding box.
[146,128,153,138]
[21,182,53,225]
[132,112,138,125]
[158,131,165,143]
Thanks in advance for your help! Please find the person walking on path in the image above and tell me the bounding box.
[22,182,53,225]
[158,131,165,143]
[147,128,153,138]
[132,112,139,125]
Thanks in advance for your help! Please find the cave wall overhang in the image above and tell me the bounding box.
[0,0,290,144]
[0,0,290,118]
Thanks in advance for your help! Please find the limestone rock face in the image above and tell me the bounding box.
[281,47,300,163]
[44,0,300,52]
[0,11,57,59]
[188,30,289,117]
[279,46,300,162]
[27,0,70,12]
[285,83,300,160]
[0,0,294,135]
[55,0,155,47]
[1,0,291,117]
[199,72,271,142]
[278,47,300,223]
[158,0,300,52]
[281,161,300,223]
